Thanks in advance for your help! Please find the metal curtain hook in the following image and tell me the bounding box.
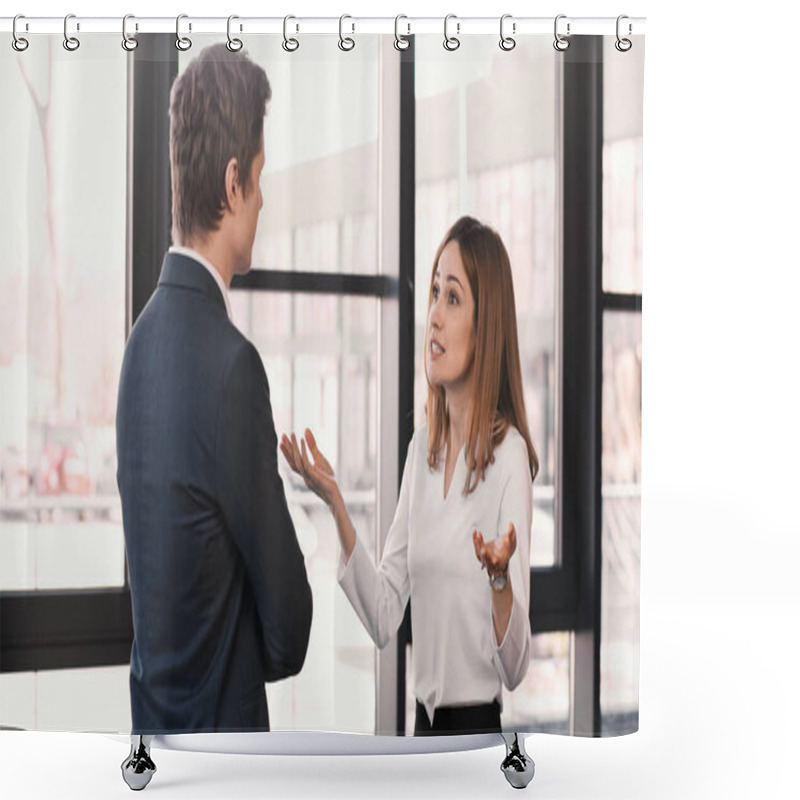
[227,15,243,51]
[122,14,138,51]
[615,14,632,52]
[338,14,355,51]
[443,14,460,51]
[63,13,80,51]
[553,14,570,52]
[394,14,410,51]
[12,14,29,52]
[283,15,299,52]
[499,14,516,51]
[176,14,192,51]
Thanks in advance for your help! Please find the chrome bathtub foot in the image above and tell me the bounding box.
[500,732,535,789]
[121,735,156,791]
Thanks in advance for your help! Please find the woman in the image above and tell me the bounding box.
[281,216,539,735]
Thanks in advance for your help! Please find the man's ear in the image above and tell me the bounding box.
[224,156,240,211]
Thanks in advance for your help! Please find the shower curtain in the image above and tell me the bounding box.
[0,18,644,741]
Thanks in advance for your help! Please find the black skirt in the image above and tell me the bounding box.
[414,699,502,735]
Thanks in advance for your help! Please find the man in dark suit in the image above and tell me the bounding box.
[116,43,312,738]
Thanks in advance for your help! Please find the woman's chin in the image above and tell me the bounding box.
[425,368,444,389]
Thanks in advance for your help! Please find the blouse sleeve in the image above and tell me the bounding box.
[337,437,414,649]
[490,435,533,691]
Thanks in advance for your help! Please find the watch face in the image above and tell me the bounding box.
[490,572,508,592]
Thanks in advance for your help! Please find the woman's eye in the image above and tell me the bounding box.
[432,285,439,300]
[448,291,458,305]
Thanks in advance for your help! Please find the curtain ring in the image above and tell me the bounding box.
[553,14,570,52]
[443,14,460,51]
[339,14,356,53]
[175,14,192,51]
[227,15,243,52]
[122,14,138,51]
[394,14,410,51]
[12,15,29,52]
[615,14,632,52]
[338,14,355,51]
[283,15,299,52]
[499,14,516,51]
[63,13,80,51]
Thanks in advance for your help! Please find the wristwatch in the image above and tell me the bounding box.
[489,566,508,593]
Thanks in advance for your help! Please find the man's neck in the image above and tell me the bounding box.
[178,236,233,288]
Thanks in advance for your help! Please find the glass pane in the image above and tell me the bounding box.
[603,37,645,294]
[0,37,127,591]
[229,290,378,733]
[600,311,642,734]
[413,35,558,569]
[500,632,571,733]
[0,665,130,732]
[178,36,381,274]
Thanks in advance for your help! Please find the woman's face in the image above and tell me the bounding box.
[425,239,476,394]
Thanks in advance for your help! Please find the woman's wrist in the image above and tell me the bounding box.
[489,565,510,593]
[490,573,513,646]
[328,484,344,517]
[329,486,356,562]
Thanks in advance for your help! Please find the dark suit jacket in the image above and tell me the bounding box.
[116,251,312,734]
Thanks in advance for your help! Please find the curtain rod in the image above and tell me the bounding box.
[1,16,646,37]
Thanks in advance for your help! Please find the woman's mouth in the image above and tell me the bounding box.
[430,338,445,358]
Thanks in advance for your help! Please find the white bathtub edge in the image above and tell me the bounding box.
[104,730,508,756]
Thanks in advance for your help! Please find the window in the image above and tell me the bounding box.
[600,312,641,734]
[1,40,128,593]
[231,291,380,732]
[0,36,132,730]
[599,37,644,735]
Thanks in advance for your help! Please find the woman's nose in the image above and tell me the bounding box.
[429,300,442,329]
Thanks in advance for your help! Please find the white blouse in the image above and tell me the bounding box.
[338,424,533,726]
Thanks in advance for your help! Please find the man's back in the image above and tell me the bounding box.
[117,252,312,733]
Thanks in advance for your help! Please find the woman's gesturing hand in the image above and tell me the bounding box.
[280,429,339,509]
[473,522,517,575]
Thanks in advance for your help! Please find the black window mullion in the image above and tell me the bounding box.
[541,35,604,735]
[603,292,642,313]
[131,34,178,325]
[529,37,604,652]
[0,590,133,673]
[232,269,396,298]
[395,35,416,737]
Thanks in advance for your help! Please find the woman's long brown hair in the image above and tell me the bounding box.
[425,216,539,494]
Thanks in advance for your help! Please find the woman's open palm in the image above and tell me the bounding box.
[280,429,339,508]
[473,522,517,575]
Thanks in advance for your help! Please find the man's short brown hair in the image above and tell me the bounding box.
[169,43,271,243]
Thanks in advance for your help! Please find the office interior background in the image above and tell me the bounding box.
[0,27,643,739]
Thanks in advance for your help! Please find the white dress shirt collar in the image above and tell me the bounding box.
[168,245,232,321]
